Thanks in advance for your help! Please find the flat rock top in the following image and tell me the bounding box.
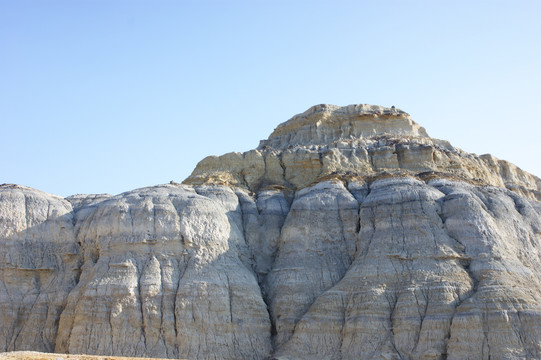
[258,104,429,149]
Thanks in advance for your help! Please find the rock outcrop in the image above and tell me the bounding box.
[184,104,540,201]
[1,104,541,360]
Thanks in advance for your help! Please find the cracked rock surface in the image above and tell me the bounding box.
[1,104,541,359]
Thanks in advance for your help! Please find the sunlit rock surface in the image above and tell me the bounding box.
[185,104,540,201]
[1,104,541,359]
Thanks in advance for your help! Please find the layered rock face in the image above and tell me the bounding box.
[1,104,541,360]
[185,104,540,201]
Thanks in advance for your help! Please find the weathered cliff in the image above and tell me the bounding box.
[1,104,541,359]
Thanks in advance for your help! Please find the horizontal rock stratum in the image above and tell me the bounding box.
[184,104,540,201]
[1,104,541,360]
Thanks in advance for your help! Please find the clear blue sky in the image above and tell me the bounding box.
[1,0,540,197]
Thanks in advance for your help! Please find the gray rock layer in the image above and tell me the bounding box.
[2,177,540,360]
[1,104,541,359]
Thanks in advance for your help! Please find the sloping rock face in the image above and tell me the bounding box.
[1,104,541,360]
[0,186,79,352]
[273,178,541,360]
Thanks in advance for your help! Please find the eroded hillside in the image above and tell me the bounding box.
[1,104,541,359]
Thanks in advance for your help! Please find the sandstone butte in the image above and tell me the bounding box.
[1,104,541,360]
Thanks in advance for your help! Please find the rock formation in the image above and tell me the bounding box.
[1,104,541,360]
[185,104,540,201]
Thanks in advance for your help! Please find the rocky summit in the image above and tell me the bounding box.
[1,104,541,360]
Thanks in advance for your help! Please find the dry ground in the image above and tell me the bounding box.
[0,352,174,360]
